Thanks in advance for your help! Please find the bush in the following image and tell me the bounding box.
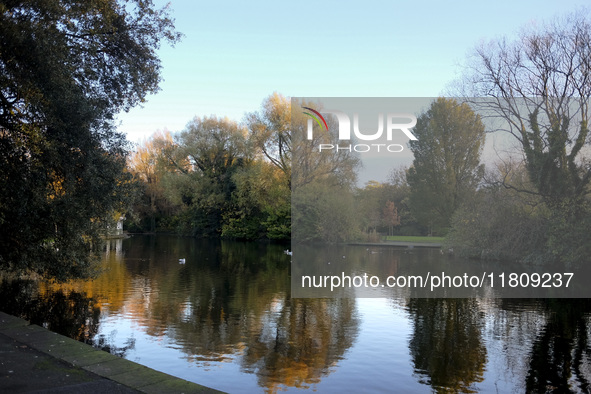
[447,187,549,263]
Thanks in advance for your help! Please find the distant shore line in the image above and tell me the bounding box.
[349,241,442,248]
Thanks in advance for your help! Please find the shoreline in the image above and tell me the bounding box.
[349,241,442,248]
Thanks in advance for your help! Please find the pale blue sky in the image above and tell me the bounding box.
[117,0,589,143]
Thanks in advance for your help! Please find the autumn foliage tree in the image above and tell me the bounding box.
[246,92,292,185]
[128,130,178,232]
[126,100,294,241]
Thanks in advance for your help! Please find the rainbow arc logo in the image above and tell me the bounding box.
[302,107,329,131]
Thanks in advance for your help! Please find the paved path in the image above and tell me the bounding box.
[0,312,224,393]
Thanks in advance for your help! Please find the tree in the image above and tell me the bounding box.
[128,130,179,232]
[525,300,591,393]
[165,116,250,237]
[288,99,361,242]
[179,116,250,180]
[246,92,292,183]
[461,10,591,263]
[356,181,385,237]
[291,180,360,243]
[447,161,548,262]
[225,160,291,240]
[247,94,360,242]
[386,166,421,235]
[290,101,359,191]
[407,98,485,235]
[382,200,400,237]
[0,1,180,279]
[247,94,360,191]
[131,107,292,241]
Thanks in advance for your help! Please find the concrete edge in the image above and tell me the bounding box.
[0,311,225,393]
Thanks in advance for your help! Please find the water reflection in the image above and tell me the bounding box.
[407,299,487,393]
[522,299,591,393]
[1,236,591,393]
[240,298,358,391]
[0,279,101,343]
[0,236,360,393]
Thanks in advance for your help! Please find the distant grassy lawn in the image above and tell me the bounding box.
[384,236,444,243]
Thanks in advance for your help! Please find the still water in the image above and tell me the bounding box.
[1,235,591,393]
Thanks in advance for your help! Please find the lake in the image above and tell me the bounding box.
[1,235,590,393]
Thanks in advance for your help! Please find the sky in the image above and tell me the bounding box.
[117,0,589,145]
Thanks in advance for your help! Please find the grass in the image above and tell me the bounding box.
[383,235,444,243]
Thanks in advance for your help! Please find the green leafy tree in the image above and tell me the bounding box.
[386,166,420,235]
[138,103,293,241]
[407,98,485,235]
[447,160,549,262]
[355,181,385,237]
[164,116,250,237]
[0,0,180,279]
[224,161,290,240]
[292,181,359,243]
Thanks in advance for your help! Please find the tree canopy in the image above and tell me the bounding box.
[407,97,485,235]
[246,92,292,183]
[457,10,591,263]
[0,0,180,279]
[463,12,591,209]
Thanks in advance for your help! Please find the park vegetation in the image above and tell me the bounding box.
[126,95,485,244]
[0,0,181,280]
[127,94,418,242]
[448,10,591,266]
[128,10,591,268]
[3,2,591,280]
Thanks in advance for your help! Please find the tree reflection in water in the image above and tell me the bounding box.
[2,237,591,393]
[0,236,360,393]
[406,297,591,393]
[0,279,101,344]
[240,298,358,391]
[151,239,360,392]
[407,298,487,393]
[520,299,591,393]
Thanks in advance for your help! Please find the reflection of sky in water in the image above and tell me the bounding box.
[95,294,423,393]
[328,298,422,393]
[479,300,543,394]
[92,288,542,394]
[96,312,261,393]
